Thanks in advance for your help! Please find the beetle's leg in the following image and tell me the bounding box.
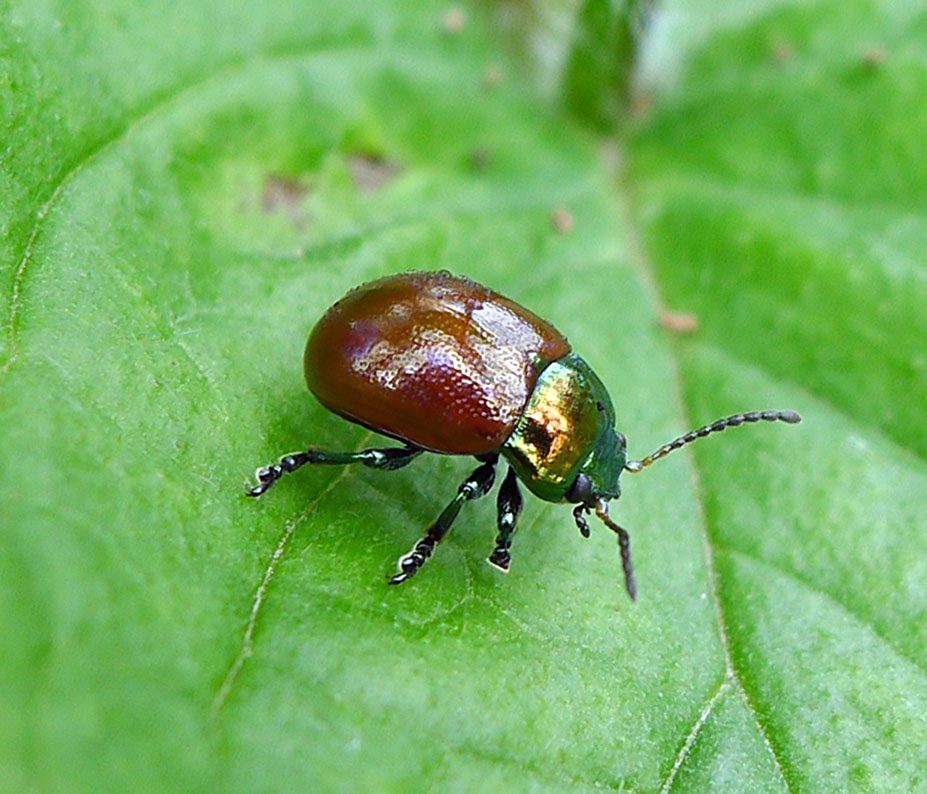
[389,457,498,585]
[246,445,423,497]
[488,466,523,571]
[573,504,591,538]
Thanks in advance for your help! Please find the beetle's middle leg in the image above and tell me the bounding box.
[389,456,498,585]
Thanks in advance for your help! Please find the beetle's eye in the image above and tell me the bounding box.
[616,432,627,448]
[566,473,592,504]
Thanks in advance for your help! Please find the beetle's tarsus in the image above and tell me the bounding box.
[573,504,591,538]
[246,452,313,497]
[389,539,435,584]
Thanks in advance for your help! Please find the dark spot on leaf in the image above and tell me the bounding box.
[861,46,885,68]
[261,175,311,227]
[469,147,491,171]
[550,208,574,235]
[482,66,501,91]
[630,93,652,119]
[262,175,307,212]
[442,6,466,33]
[349,154,399,193]
[660,310,700,334]
[770,39,794,64]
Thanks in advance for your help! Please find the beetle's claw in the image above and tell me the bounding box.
[389,561,417,585]
[389,552,420,585]
[245,465,281,497]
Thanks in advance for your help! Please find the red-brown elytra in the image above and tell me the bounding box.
[247,271,801,599]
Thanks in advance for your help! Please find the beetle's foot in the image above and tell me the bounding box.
[573,504,591,538]
[246,466,277,497]
[487,548,511,572]
[388,539,435,585]
[246,452,313,497]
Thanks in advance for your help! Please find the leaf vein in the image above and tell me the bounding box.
[719,545,927,678]
[658,677,732,794]
[210,435,371,715]
[615,138,794,792]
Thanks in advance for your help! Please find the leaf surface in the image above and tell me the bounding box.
[2,1,925,792]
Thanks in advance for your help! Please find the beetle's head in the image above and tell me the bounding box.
[564,428,637,600]
[566,428,626,506]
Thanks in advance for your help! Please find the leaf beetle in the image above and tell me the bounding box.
[247,270,800,599]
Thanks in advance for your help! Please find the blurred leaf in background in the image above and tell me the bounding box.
[561,0,641,128]
[2,0,925,792]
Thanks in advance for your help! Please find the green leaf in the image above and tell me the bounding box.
[627,0,927,790]
[2,1,925,793]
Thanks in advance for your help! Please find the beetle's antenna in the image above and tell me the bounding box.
[624,410,801,473]
[595,499,636,601]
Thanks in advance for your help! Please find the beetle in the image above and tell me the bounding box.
[247,270,800,599]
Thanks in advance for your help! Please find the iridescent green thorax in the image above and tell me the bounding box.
[502,353,626,503]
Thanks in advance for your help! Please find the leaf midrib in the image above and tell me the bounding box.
[615,133,794,791]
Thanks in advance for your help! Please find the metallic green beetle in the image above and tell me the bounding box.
[248,271,801,599]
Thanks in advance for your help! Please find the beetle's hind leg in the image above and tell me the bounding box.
[389,456,498,585]
[246,445,423,497]
[488,466,523,572]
